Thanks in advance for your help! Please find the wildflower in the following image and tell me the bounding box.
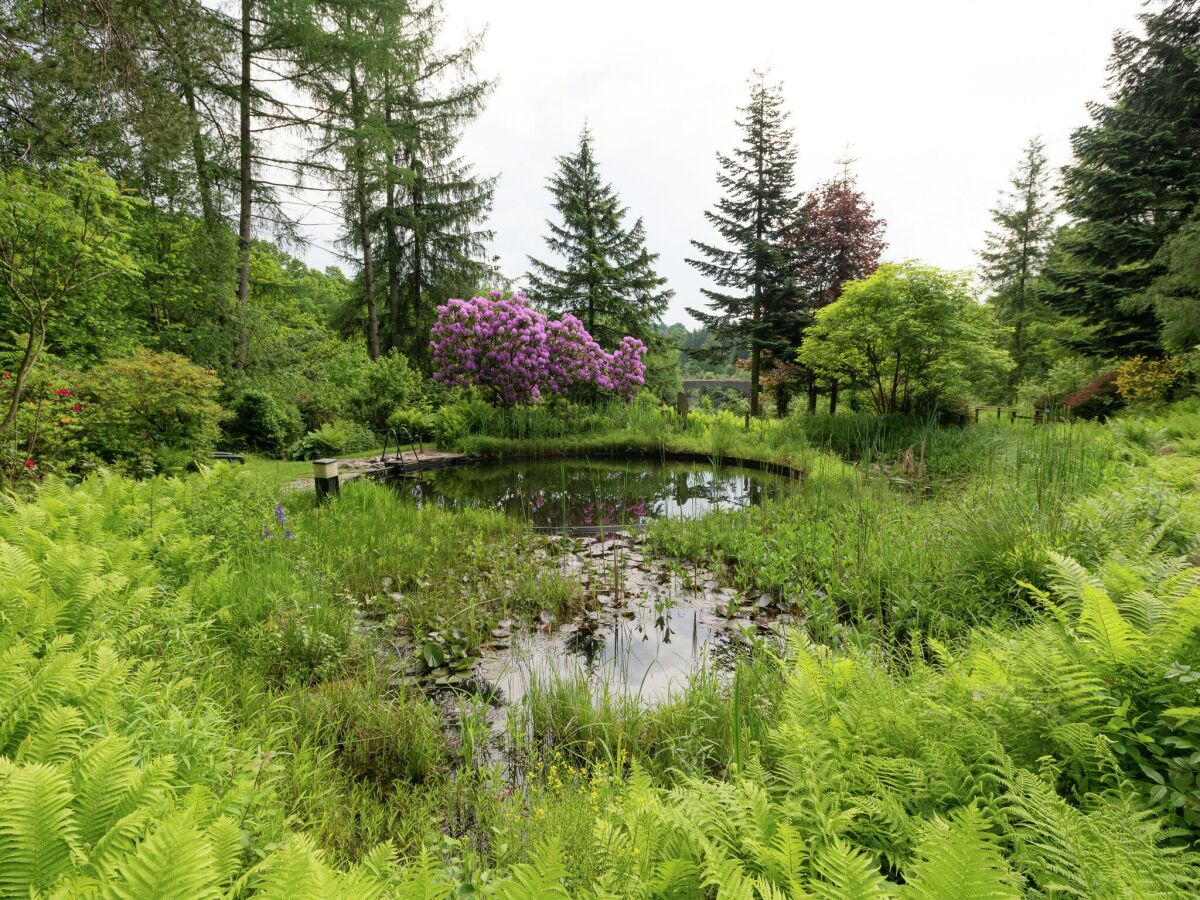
[53,388,71,396]
[71,403,81,412]
[284,529,294,541]
[23,458,35,469]
[262,527,272,540]
[274,502,287,525]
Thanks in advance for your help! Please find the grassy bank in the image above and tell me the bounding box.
[2,402,1199,894]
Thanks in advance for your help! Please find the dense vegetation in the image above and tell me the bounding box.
[3,0,1200,895]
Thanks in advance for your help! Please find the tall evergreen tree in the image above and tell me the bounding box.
[686,72,802,416]
[980,137,1058,395]
[374,0,494,362]
[527,127,672,347]
[788,164,887,413]
[1041,0,1200,356]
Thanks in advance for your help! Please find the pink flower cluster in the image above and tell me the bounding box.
[431,292,647,405]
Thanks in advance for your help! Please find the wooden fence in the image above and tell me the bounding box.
[972,405,1072,425]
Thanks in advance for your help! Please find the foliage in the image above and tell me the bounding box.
[1129,215,1200,353]
[82,349,224,473]
[527,126,672,346]
[0,161,141,432]
[289,420,379,461]
[980,137,1063,396]
[686,72,803,415]
[798,262,1009,414]
[785,168,887,413]
[352,351,429,432]
[1114,355,1182,405]
[224,388,305,457]
[1041,0,1200,356]
[431,294,646,405]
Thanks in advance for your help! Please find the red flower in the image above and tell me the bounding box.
[71,403,82,412]
[23,459,35,469]
[54,388,71,396]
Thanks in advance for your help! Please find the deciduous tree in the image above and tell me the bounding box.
[798,262,1007,414]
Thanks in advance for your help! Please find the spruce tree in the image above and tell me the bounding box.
[980,137,1058,395]
[686,72,802,416]
[1041,0,1200,356]
[527,127,672,347]
[375,0,495,361]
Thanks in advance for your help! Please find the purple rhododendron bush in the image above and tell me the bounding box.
[431,292,647,405]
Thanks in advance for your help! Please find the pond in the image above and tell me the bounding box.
[476,532,766,707]
[396,457,795,531]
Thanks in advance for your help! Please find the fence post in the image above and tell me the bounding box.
[974,407,980,423]
[313,458,340,503]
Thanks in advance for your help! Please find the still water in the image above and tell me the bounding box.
[397,457,794,530]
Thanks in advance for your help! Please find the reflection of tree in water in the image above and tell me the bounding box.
[397,460,788,527]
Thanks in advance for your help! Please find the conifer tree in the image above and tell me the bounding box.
[686,72,802,415]
[527,127,672,347]
[375,0,494,361]
[1042,0,1200,356]
[980,138,1058,396]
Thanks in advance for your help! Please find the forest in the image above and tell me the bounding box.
[2,0,1200,896]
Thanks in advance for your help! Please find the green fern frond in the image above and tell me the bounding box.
[1077,583,1137,661]
[0,762,80,898]
[901,805,1020,898]
[490,838,570,899]
[808,839,894,899]
[106,813,220,900]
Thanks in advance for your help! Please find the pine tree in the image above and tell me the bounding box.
[979,138,1058,397]
[686,72,802,416]
[1041,0,1200,357]
[375,0,495,361]
[788,163,887,413]
[527,127,672,347]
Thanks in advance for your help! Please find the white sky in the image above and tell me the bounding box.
[298,0,1147,327]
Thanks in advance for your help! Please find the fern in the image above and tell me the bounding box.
[489,838,570,899]
[809,839,894,898]
[901,805,1020,898]
[0,762,79,898]
[107,813,220,900]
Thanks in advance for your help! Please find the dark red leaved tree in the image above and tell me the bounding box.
[787,170,887,413]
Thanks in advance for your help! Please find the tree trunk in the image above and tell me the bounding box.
[775,381,790,417]
[407,150,424,333]
[184,79,216,228]
[749,346,761,417]
[348,65,379,360]
[384,97,402,351]
[1,323,43,434]
[807,375,818,414]
[829,379,839,416]
[234,0,252,370]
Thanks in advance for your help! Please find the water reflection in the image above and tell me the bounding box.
[398,459,792,530]
[477,534,744,706]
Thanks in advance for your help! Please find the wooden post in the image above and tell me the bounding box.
[313,458,340,503]
[974,407,979,423]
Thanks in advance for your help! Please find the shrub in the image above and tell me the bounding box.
[352,350,427,431]
[289,419,378,460]
[431,293,647,405]
[386,406,435,442]
[224,388,304,456]
[82,348,224,472]
[1064,370,1123,420]
[1114,355,1181,405]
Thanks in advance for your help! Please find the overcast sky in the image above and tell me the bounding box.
[298,0,1147,327]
